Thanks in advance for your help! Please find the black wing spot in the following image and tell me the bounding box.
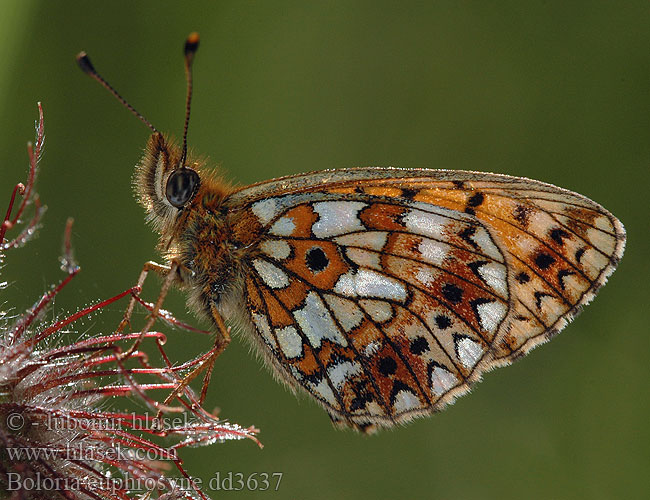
[378,356,398,376]
[435,314,452,329]
[513,205,530,226]
[442,283,464,304]
[550,228,570,246]
[468,192,485,207]
[464,192,485,214]
[401,188,418,200]
[306,246,329,273]
[409,336,429,355]
[535,252,556,270]
[575,247,586,263]
[515,271,531,284]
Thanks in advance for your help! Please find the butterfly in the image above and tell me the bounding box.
[78,33,626,433]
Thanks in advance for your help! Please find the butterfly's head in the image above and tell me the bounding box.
[133,132,201,235]
[76,32,212,242]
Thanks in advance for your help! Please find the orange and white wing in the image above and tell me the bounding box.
[224,168,625,432]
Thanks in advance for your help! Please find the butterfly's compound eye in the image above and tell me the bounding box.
[166,168,200,208]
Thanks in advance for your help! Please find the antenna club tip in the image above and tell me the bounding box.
[76,52,95,75]
[184,32,200,56]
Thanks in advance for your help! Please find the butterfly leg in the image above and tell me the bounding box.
[161,301,231,408]
[116,260,172,334]
[117,260,179,359]
[199,302,231,403]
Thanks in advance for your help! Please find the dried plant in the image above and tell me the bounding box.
[0,104,259,500]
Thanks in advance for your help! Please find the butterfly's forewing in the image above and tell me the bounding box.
[224,168,625,432]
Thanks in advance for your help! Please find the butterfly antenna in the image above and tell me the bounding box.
[181,32,200,168]
[76,51,158,133]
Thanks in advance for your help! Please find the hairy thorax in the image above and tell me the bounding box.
[172,192,260,320]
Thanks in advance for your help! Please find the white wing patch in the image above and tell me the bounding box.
[418,238,449,266]
[260,239,291,260]
[308,378,338,407]
[402,208,449,240]
[252,259,290,289]
[294,291,348,348]
[251,198,280,225]
[334,269,407,302]
[430,366,458,396]
[456,337,483,369]
[269,216,296,236]
[328,360,363,390]
[345,247,382,270]
[324,294,364,333]
[276,325,303,358]
[364,340,382,357]
[333,231,388,251]
[475,261,508,297]
[252,312,276,350]
[475,300,508,334]
[392,390,423,413]
[312,201,367,238]
[466,227,503,262]
[415,268,438,286]
[359,299,393,323]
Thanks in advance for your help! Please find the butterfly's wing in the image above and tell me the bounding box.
[224,168,625,432]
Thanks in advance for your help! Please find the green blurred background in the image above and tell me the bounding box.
[1,1,648,498]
